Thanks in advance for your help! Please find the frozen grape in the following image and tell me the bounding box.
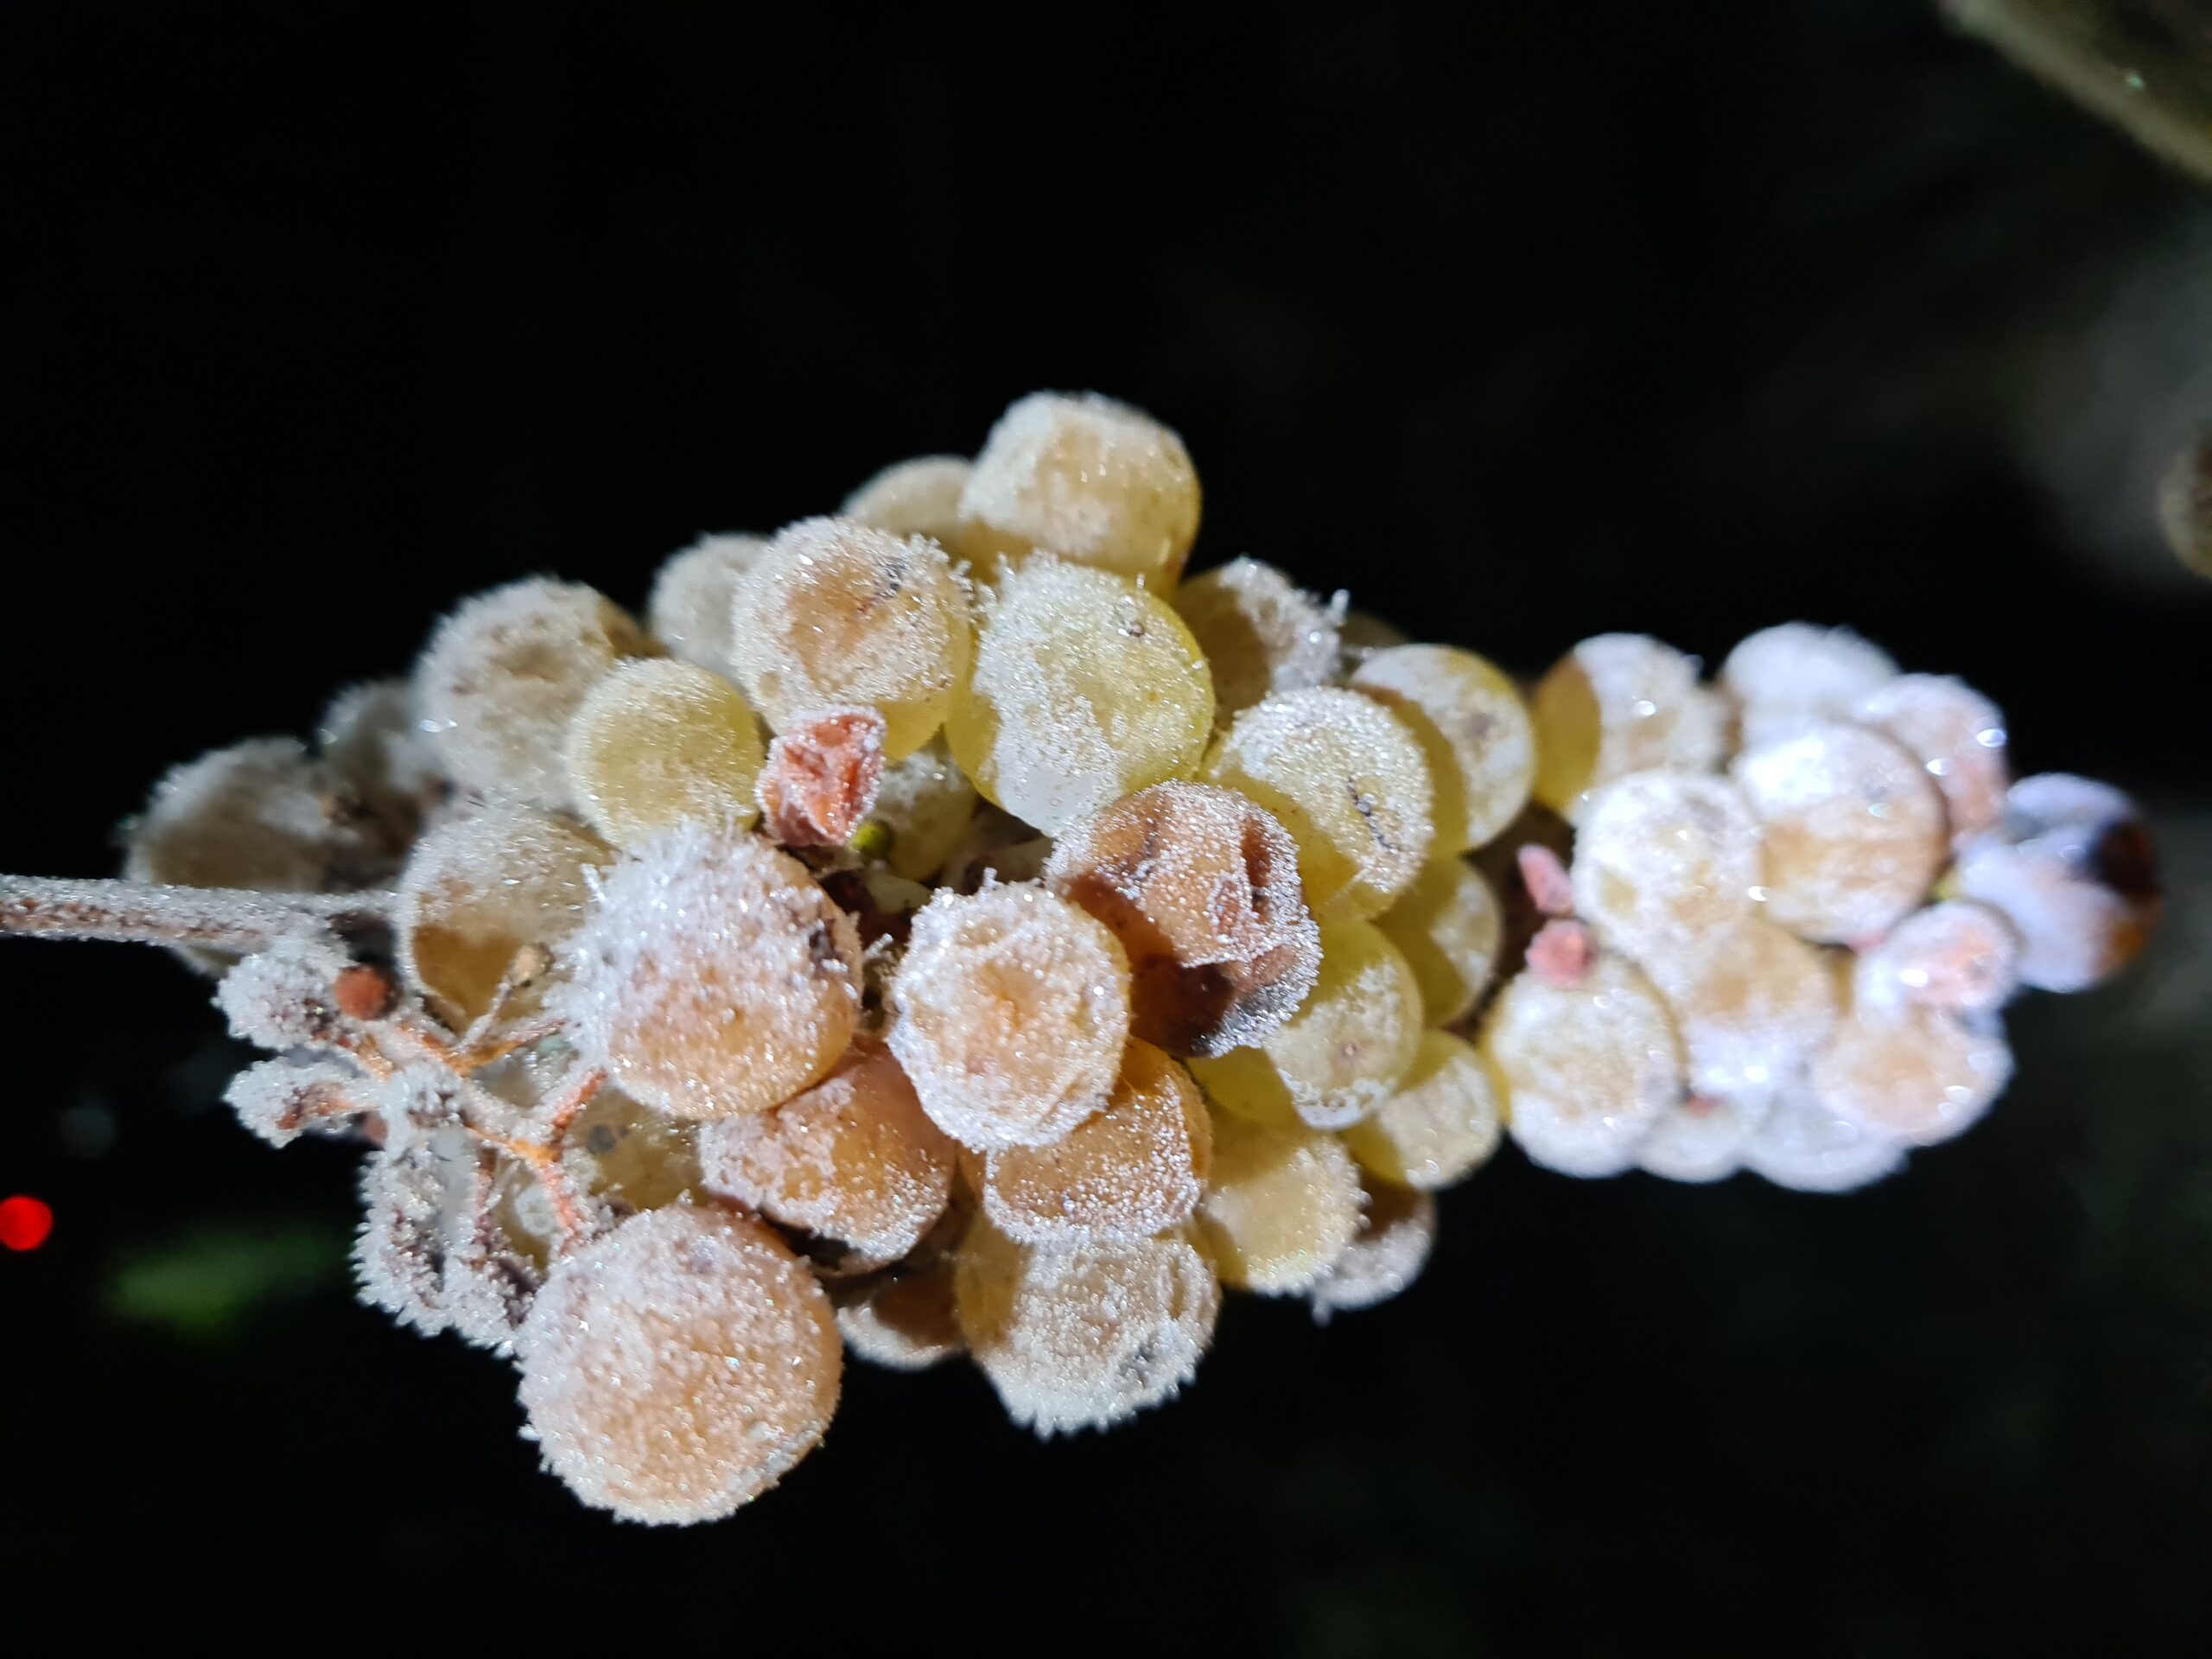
[564,658,766,847]
[945,556,1214,834]
[1187,919,1422,1131]
[1740,1085,1906,1193]
[887,883,1132,1152]
[1810,1002,2013,1147]
[755,706,887,849]
[1722,623,1899,747]
[515,1204,841,1525]
[1643,918,1839,1098]
[1854,674,2010,847]
[1634,1090,1772,1185]
[1733,723,1947,944]
[979,1039,1212,1244]
[1045,782,1321,1058]
[563,1084,701,1216]
[1341,1029,1502,1190]
[1569,771,1763,963]
[1373,857,1501,1027]
[1952,774,2158,992]
[957,391,1201,589]
[864,738,980,882]
[1173,556,1344,725]
[955,1217,1220,1435]
[1482,954,1682,1178]
[1307,1179,1435,1322]
[1351,644,1536,852]
[397,805,612,1029]
[646,533,767,674]
[1853,901,2020,1016]
[560,823,862,1120]
[414,578,654,808]
[697,1043,957,1262]
[837,1255,963,1370]
[842,454,971,545]
[729,517,973,761]
[124,738,344,898]
[1530,634,1724,820]
[1193,1109,1363,1294]
[1204,686,1433,920]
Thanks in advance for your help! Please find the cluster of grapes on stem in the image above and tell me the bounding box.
[0,391,2157,1525]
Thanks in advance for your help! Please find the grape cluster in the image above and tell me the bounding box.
[3,391,2157,1527]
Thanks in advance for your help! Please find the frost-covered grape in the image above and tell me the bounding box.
[1740,1084,1907,1193]
[945,556,1213,834]
[1952,773,2158,992]
[1643,918,1838,1098]
[1722,623,1898,747]
[125,738,344,898]
[414,578,654,808]
[837,1255,963,1370]
[1045,782,1320,1058]
[515,1205,841,1525]
[646,533,766,674]
[697,1043,956,1262]
[1351,644,1536,852]
[979,1039,1212,1245]
[955,1217,1220,1435]
[1373,857,1500,1028]
[1193,1109,1363,1294]
[1308,1179,1435,1322]
[1733,723,1947,944]
[1569,771,1763,963]
[564,659,766,847]
[1634,1090,1772,1184]
[563,1085,701,1215]
[1204,687,1433,920]
[1173,556,1344,725]
[864,738,980,882]
[561,823,862,1120]
[957,391,1201,589]
[1809,1002,2013,1147]
[1186,919,1422,1131]
[1853,900,2020,1016]
[1854,674,2010,847]
[1530,634,1724,820]
[316,679,443,853]
[1482,954,1682,1178]
[2159,430,2212,577]
[729,517,973,761]
[397,805,612,1029]
[887,883,1132,1152]
[842,454,971,545]
[1341,1029,1502,1191]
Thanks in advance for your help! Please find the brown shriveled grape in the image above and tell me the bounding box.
[1173,556,1344,726]
[1045,782,1320,1058]
[1643,918,1839,1099]
[944,556,1214,835]
[1809,1001,2013,1147]
[1341,1029,1503,1190]
[842,454,972,544]
[1733,723,1948,944]
[956,391,1201,589]
[978,1039,1212,1245]
[1351,644,1536,853]
[514,1205,841,1525]
[729,517,973,760]
[1204,687,1434,921]
[887,883,1132,1152]
[646,533,766,674]
[396,805,613,1029]
[1192,1109,1363,1294]
[864,738,980,883]
[564,658,766,847]
[836,1255,964,1370]
[1529,634,1725,821]
[1308,1179,1436,1322]
[1374,857,1502,1027]
[1568,771,1763,963]
[954,1217,1220,1435]
[559,823,863,1121]
[1853,674,2010,848]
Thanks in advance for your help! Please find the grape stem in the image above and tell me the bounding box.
[0,875,394,952]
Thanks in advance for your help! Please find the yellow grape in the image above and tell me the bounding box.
[1529,633,1724,821]
[1341,1029,1502,1190]
[1351,643,1536,852]
[1173,556,1343,727]
[564,658,766,847]
[1568,771,1763,963]
[1193,1109,1363,1294]
[1481,953,1682,1177]
[842,454,971,545]
[646,533,766,675]
[1308,1178,1436,1321]
[1373,856,1501,1027]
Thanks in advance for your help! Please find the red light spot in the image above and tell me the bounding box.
[0,1195,54,1252]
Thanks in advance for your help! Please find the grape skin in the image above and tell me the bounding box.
[1853,674,2010,848]
[1568,771,1763,965]
[837,1255,964,1370]
[1853,900,2020,1016]
[1308,1179,1436,1322]
[1643,917,1839,1099]
[1193,1109,1363,1294]
[1173,556,1344,727]
[1809,1001,2013,1147]
[1374,857,1502,1028]
[1722,623,1898,748]
[1351,643,1536,853]
[1740,1084,1906,1193]
[1529,634,1724,821]
[564,658,766,847]
[1341,1029,1503,1191]
[646,533,767,676]
[842,454,972,545]
[1634,1090,1773,1185]
[125,737,348,897]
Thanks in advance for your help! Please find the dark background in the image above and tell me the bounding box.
[3,2,2209,1650]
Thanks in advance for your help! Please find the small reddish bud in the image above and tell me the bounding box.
[334,962,397,1020]
[1517,844,1577,918]
[1526,918,1596,989]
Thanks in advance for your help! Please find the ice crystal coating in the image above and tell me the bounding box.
[215,931,360,1051]
[1733,723,1948,944]
[414,578,653,808]
[1309,1179,1435,1321]
[755,706,887,848]
[561,823,862,1120]
[355,1131,540,1349]
[836,1255,963,1370]
[1810,1001,2013,1147]
[564,658,766,846]
[945,556,1214,834]
[1204,686,1434,921]
[957,391,1202,588]
[397,805,612,1029]
[224,1053,359,1147]
[1570,771,1764,963]
[864,738,981,882]
[515,1205,842,1525]
[955,1217,1221,1435]
[1952,773,2158,992]
[1853,674,2010,848]
[841,454,972,544]
[124,738,347,904]
[1194,1109,1363,1294]
[1722,623,1900,748]
[1854,900,2021,1015]
[979,1039,1212,1244]
[1634,1090,1773,1185]
[1739,1085,1907,1193]
[1342,1030,1503,1191]
[1173,556,1345,726]
[1373,857,1501,1027]
[647,533,767,675]
[1483,953,1683,1178]
[1643,918,1839,1098]
[1045,782,1321,1058]
[1351,643,1536,853]
[1530,634,1724,820]
[697,1044,956,1262]
[729,516,973,760]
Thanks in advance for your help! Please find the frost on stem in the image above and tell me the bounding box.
[842,454,971,546]
[225,1054,365,1147]
[355,1131,543,1349]
[215,931,365,1052]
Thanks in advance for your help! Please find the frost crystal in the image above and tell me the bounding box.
[646,532,767,675]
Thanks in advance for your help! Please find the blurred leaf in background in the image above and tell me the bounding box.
[105,1222,346,1338]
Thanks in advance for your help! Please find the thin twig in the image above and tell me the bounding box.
[0,874,394,952]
